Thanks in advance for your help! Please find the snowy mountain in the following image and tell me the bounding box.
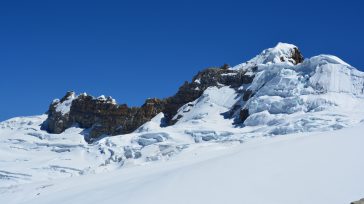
[1,43,364,204]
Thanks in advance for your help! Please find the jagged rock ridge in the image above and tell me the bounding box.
[43,67,256,140]
[43,43,305,140]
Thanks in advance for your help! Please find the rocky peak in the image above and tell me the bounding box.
[43,43,330,141]
[43,65,255,141]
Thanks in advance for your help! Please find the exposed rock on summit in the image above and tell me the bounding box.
[43,66,255,141]
[43,43,307,141]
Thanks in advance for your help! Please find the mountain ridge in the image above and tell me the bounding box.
[1,42,364,191]
[41,42,364,141]
[42,43,306,140]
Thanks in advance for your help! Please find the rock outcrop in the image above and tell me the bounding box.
[291,47,304,65]
[43,66,254,141]
[163,66,254,124]
[45,93,166,141]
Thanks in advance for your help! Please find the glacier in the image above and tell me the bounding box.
[1,42,364,204]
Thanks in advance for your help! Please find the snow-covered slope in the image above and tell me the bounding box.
[1,42,364,203]
[2,122,364,204]
[169,43,364,137]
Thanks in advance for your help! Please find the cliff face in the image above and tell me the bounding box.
[43,43,304,141]
[43,66,255,141]
[44,93,166,141]
[45,91,75,134]
[163,67,254,124]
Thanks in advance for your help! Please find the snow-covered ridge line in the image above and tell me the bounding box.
[52,92,117,116]
[231,42,304,70]
[42,42,364,140]
[1,43,364,201]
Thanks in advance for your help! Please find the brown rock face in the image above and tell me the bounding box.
[69,95,166,140]
[291,47,304,65]
[43,66,254,140]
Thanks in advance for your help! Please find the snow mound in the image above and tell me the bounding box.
[232,42,301,71]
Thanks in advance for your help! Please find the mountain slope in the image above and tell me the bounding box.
[1,42,364,203]
[2,122,364,204]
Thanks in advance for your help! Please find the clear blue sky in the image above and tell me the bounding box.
[1,0,363,121]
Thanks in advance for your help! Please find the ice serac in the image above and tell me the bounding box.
[237,51,364,135]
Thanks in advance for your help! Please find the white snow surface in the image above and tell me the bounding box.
[53,92,76,115]
[1,42,364,203]
[232,42,299,70]
[1,119,364,204]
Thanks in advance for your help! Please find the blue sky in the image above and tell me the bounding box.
[0,0,363,121]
